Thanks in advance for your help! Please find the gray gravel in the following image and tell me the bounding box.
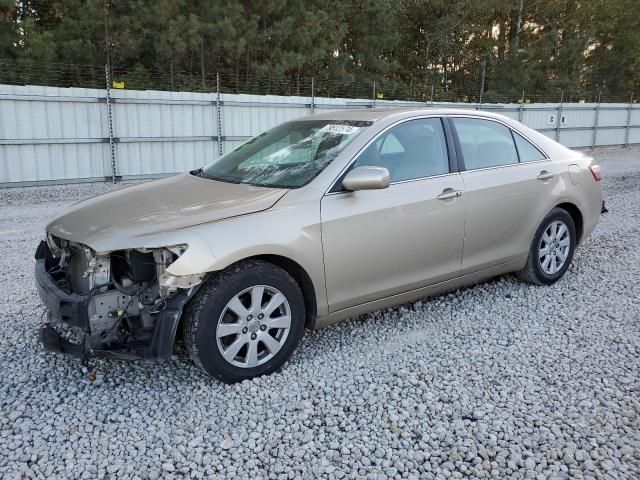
[1,147,639,479]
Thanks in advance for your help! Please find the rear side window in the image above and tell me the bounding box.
[452,118,519,170]
[513,132,546,162]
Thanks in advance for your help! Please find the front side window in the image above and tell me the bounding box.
[202,120,370,188]
[452,118,519,170]
[353,118,449,182]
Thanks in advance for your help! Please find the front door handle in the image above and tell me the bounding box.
[437,189,463,200]
[537,170,554,180]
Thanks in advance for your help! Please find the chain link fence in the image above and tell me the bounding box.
[1,59,637,105]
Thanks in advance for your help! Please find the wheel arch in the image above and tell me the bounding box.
[554,202,584,244]
[173,254,318,354]
[179,254,318,333]
[249,254,318,329]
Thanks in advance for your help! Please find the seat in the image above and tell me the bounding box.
[392,132,447,181]
[354,139,383,168]
[474,140,518,168]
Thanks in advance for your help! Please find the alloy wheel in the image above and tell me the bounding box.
[216,285,292,368]
[538,220,571,275]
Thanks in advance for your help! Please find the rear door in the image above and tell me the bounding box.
[320,117,466,313]
[449,116,559,274]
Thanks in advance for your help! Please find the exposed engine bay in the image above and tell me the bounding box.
[36,233,204,360]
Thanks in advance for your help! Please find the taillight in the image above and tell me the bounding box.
[589,164,602,181]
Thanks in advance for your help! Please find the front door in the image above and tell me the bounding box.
[320,117,466,313]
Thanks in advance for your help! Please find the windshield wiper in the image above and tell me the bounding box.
[191,168,243,184]
[191,167,219,180]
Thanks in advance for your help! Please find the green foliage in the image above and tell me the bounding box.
[118,63,153,90]
[0,0,638,98]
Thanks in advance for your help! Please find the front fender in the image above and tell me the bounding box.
[164,202,329,318]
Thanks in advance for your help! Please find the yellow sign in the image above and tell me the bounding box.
[376,92,384,99]
[112,81,125,89]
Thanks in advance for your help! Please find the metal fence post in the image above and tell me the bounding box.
[555,91,564,142]
[311,77,315,115]
[104,64,117,183]
[519,90,525,122]
[625,93,633,147]
[215,72,223,157]
[592,91,601,150]
[430,84,434,106]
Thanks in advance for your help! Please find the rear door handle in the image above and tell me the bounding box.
[437,189,463,200]
[537,170,554,180]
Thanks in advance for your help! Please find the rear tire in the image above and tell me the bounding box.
[183,260,305,383]
[516,208,576,285]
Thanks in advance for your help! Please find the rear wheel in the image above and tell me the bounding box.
[183,260,305,383]
[516,208,576,285]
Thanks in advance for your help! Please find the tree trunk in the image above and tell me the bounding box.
[511,0,524,55]
[235,55,240,93]
[443,53,448,90]
[200,37,205,90]
[245,46,250,85]
[267,41,273,95]
[170,48,175,91]
[498,17,506,64]
[423,40,431,87]
[479,59,486,102]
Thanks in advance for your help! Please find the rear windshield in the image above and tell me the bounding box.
[201,120,371,188]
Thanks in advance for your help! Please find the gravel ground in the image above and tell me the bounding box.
[1,147,639,480]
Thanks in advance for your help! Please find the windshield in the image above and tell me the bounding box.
[200,120,371,188]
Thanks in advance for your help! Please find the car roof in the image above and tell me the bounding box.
[297,106,574,160]
[298,107,511,123]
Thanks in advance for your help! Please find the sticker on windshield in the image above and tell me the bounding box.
[319,124,360,135]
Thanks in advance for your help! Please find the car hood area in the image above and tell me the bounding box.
[46,173,289,251]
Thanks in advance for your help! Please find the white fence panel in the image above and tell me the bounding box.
[521,107,560,130]
[0,85,111,184]
[222,94,310,140]
[495,109,520,121]
[629,128,640,144]
[598,106,629,126]
[1,83,639,186]
[560,130,594,149]
[562,106,596,128]
[110,89,217,176]
[597,128,626,146]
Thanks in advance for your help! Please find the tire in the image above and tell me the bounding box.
[516,207,576,285]
[183,260,305,383]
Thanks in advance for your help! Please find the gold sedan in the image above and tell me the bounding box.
[37,108,603,382]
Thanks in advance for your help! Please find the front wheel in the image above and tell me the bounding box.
[183,260,305,383]
[516,208,576,285]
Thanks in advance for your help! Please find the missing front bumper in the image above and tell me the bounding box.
[34,240,195,362]
[39,324,85,357]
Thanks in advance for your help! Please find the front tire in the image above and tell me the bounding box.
[516,207,576,285]
[183,260,305,383]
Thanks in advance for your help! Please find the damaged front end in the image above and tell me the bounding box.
[35,234,203,361]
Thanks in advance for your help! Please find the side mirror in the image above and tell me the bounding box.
[342,166,390,191]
